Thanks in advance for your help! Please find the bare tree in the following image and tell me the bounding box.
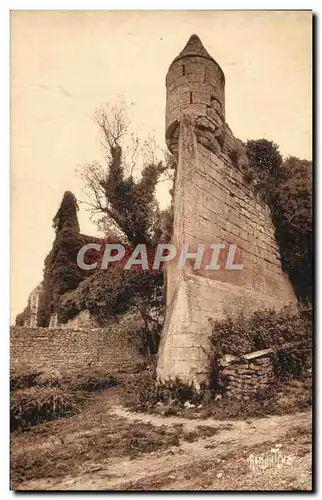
[79,100,174,244]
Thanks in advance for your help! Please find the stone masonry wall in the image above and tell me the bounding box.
[157,116,296,387]
[157,35,296,388]
[218,354,274,400]
[186,142,292,296]
[10,315,146,375]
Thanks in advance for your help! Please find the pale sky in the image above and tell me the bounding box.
[11,10,312,323]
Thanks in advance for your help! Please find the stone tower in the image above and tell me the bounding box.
[165,34,225,158]
[157,35,296,388]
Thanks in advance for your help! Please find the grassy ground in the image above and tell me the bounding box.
[11,386,312,491]
[10,387,229,488]
[10,368,117,431]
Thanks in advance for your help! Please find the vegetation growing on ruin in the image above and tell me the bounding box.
[36,192,100,327]
[11,387,82,431]
[17,103,311,343]
[244,139,312,302]
[23,102,175,332]
[57,266,164,354]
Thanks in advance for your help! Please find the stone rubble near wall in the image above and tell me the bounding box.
[217,354,274,400]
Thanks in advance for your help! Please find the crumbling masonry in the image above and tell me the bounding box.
[156,35,296,387]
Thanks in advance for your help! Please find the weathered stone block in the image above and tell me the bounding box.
[192,91,211,105]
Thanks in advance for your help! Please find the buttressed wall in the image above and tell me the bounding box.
[157,35,296,387]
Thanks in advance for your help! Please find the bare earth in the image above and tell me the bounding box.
[12,389,312,491]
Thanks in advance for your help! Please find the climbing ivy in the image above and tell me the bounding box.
[245,140,312,301]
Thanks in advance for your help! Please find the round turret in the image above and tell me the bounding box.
[165,34,225,155]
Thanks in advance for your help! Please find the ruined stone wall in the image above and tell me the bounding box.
[157,117,295,387]
[218,354,274,400]
[10,315,146,375]
[48,310,100,330]
[17,283,43,328]
[28,284,42,327]
[157,35,296,387]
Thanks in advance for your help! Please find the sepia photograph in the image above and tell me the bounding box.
[10,9,313,491]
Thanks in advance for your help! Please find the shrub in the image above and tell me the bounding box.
[34,370,63,387]
[34,191,102,327]
[10,387,82,431]
[211,304,312,379]
[10,371,41,391]
[122,366,159,411]
[10,369,118,430]
[122,361,210,412]
[68,372,117,392]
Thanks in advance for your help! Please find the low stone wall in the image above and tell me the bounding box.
[218,354,274,399]
[10,314,146,375]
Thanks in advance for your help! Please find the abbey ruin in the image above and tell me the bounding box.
[12,35,297,388]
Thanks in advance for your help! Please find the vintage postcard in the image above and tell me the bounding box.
[10,10,313,491]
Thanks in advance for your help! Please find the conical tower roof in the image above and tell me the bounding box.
[171,34,216,65]
[179,34,212,59]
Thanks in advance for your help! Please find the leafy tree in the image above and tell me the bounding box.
[273,157,312,300]
[245,141,312,301]
[246,139,283,178]
[245,139,283,201]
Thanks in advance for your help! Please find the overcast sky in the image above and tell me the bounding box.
[11,10,312,323]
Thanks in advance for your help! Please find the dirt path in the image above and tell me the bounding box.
[112,404,312,437]
[18,404,312,491]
